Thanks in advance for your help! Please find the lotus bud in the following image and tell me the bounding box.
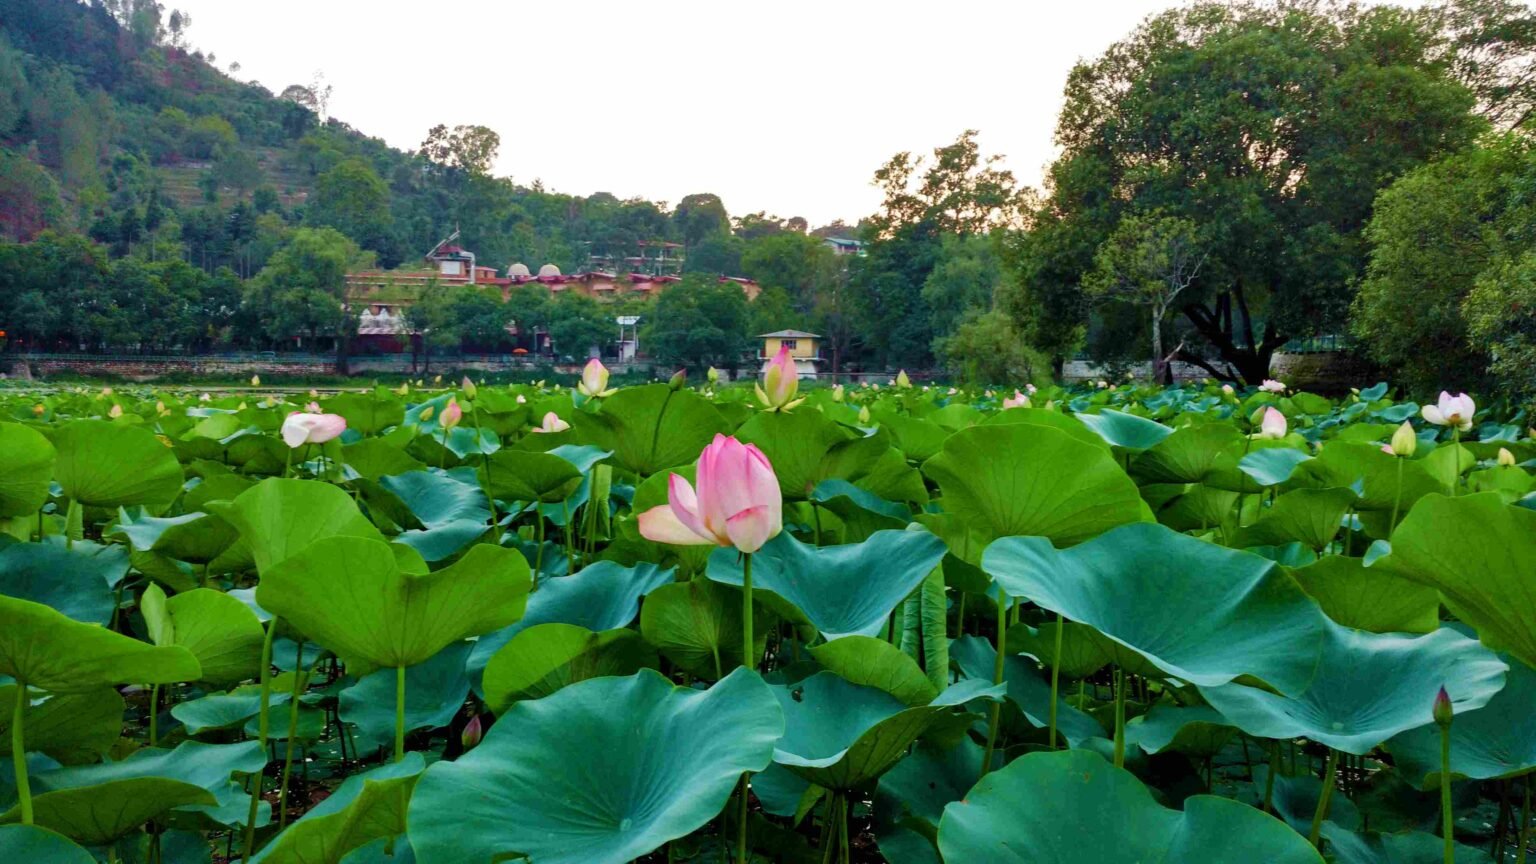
[1421,391,1475,432]
[707,366,720,384]
[462,377,477,400]
[419,405,435,423]
[434,375,442,386]
[108,404,123,419]
[305,401,322,413]
[309,389,319,398]
[1258,407,1287,439]
[533,411,570,434]
[416,379,424,387]
[578,358,616,398]
[156,401,169,416]
[896,370,912,389]
[1221,384,1235,397]
[199,393,211,402]
[1433,686,1453,728]
[832,384,844,402]
[462,714,484,751]
[237,401,247,410]
[1498,447,1516,467]
[757,345,803,411]
[515,394,527,404]
[669,368,687,390]
[280,412,348,448]
[1003,390,1031,410]
[395,382,410,396]
[441,399,463,430]
[101,387,113,396]
[858,406,871,425]
[251,375,261,387]
[1390,421,1417,458]
[32,404,44,416]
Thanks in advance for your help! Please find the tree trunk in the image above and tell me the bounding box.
[1150,313,1164,385]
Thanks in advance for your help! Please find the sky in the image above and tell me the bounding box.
[168,1,1235,226]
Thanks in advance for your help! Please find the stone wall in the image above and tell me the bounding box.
[2,354,654,382]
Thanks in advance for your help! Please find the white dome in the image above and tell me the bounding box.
[537,264,562,278]
[508,262,531,278]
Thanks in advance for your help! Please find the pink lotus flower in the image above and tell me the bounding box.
[756,345,803,411]
[305,401,322,413]
[532,411,570,434]
[638,434,783,553]
[1260,379,1286,393]
[280,412,347,448]
[107,404,123,419]
[1002,390,1031,409]
[440,399,463,430]
[1258,407,1287,439]
[578,358,616,398]
[461,714,484,750]
[1421,391,1476,432]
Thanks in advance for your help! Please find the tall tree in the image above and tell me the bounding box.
[244,227,369,371]
[1083,212,1207,383]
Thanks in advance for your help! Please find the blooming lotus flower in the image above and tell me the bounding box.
[637,434,782,553]
[1026,383,1038,394]
[461,377,477,400]
[1003,390,1031,409]
[251,375,261,387]
[533,411,569,434]
[896,370,912,389]
[108,404,123,419]
[1257,407,1287,439]
[199,393,211,402]
[305,401,322,413]
[1498,447,1517,467]
[280,412,347,448]
[1421,392,1475,432]
[440,399,463,430]
[1222,384,1235,396]
[578,358,616,398]
[462,714,484,750]
[1381,421,1417,458]
[1259,379,1285,393]
[756,345,803,411]
[1096,381,1108,389]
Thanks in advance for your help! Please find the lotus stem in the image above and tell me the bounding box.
[243,617,278,862]
[562,499,574,573]
[534,515,545,579]
[981,593,1008,778]
[1518,778,1530,864]
[1263,745,1279,813]
[1449,429,1461,497]
[1389,457,1405,537]
[278,643,306,827]
[11,680,32,824]
[1308,748,1339,848]
[149,683,159,747]
[64,498,82,548]
[1112,668,1127,769]
[736,773,749,864]
[1048,614,1064,750]
[1441,723,1455,863]
[394,664,407,762]
[741,554,754,669]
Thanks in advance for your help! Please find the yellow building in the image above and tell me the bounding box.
[758,329,822,379]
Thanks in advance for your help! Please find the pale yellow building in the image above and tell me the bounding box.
[759,329,822,379]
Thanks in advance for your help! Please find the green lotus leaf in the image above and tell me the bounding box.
[983,407,1111,452]
[250,754,424,864]
[983,523,1330,694]
[871,412,950,462]
[0,595,201,692]
[1007,620,1113,679]
[0,778,215,846]
[111,508,239,564]
[407,668,781,864]
[466,561,674,687]
[212,479,384,576]
[810,479,909,522]
[1230,487,1358,552]
[639,579,769,680]
[1320,823,1495,864]
[1288,556,1439,633]
[1140,482,1240,534]
[477,449,583,503]
[1382,493,1536,668]
[1304,442,1443,513]
[923,424,1149,545]
[706,529,946,640]
[937,749,1324,864]
[482,623,656,711]
[1131,422,1245,485]
[1239,447,1315,487]
[772,670,1001,790]
[50,420,183,509]
[257,537,531,674]
[0,824,93,864]
[341,438,425,482]
[809,636,940,707]
[141,584,265,685]
[873,739,983,864]
[340,642,471,750]
[1123,702,1236,757]
[1200,624,1506,754]
[573,384,728,476]
[0,540,125,624]
[950,635,1105,747]
[379,468,492,562]
[326,391,406,437]
[33,740,266,826]
[737,408,854,500]
[0,423,55,517]
[1387,651,1536,787]
[1075,408,1174,451]
[172,680,294,735]
[0,686,123,764]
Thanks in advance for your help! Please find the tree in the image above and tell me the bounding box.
[1083,212,1206,383]
[1017,2,1484,383]
[920,234,1003,356]
[545,291,612,361]
[309,157,392,251]
[867,130,1026,240]
[419,124,500,176]
[404,283,459,373]
[935,308,1050,387]
[0,151,66,241]
[641,276,751,372]
[244,227,369,371]
[453,290,511,350]
[1429,0,1536,129]
[673,193,730,248]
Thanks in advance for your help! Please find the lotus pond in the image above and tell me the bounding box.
[1,370,1534,864]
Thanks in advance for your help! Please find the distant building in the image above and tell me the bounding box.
[823,237,864,257]
[759,329,822,379]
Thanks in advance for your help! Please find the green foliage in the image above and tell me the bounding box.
[640,275,752,371]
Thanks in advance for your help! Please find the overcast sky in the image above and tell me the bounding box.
[169,0,1390,227]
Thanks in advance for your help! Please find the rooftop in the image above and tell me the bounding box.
[758,329,821,339]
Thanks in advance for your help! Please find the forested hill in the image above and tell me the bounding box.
[0,0,800,276]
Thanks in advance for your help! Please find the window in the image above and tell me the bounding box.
[781,339,797,350]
